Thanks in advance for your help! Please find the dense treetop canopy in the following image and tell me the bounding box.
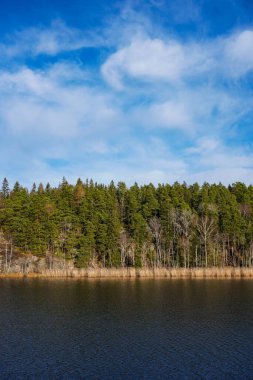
[1,178,253,268]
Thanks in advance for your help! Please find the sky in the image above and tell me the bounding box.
[1,0,253,188]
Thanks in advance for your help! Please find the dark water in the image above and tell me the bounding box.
[0,279,253,379]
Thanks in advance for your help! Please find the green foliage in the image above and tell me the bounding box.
[1,179,253,268]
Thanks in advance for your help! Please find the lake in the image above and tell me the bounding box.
[0,279,253,379]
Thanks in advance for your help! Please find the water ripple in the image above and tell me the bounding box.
[0,279,252,379]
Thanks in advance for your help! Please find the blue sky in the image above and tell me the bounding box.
[1,0,253,187]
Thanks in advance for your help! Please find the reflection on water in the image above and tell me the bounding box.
[0,279,253,379]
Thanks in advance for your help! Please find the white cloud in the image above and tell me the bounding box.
[0,62,125,190]
[129,85,248,134]
[102,30,253,89]
[0,20,100,58]
[187,137,220,154]
[184,137,253,184]
[102,38,187,88]
[133,100,193,131]
[0,64,121,139]
[223,30,253,77]
[101,36,212,88]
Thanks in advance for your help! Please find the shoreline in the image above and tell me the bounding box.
[1,267,253,279]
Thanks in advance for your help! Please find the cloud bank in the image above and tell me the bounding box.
[1,12,253,187]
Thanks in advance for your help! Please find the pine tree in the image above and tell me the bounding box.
[2,178,10,198]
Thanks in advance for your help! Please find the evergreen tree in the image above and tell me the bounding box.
[2,178,10,198]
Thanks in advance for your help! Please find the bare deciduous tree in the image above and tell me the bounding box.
[172,209,194,268]
[196,215,217,267]
[119,230,135,267]
[149,217,163,267]
[119,230,128,267]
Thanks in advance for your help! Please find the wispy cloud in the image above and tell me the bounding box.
[185,137,253,184]
[0,20,101,59]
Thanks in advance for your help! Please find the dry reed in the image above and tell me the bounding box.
[1,267,253,279]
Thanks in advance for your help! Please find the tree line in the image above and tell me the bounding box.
[0,177,253,268]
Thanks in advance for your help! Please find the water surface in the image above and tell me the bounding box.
[0,279,252,379]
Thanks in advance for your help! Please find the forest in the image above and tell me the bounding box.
[1,177,253,269]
